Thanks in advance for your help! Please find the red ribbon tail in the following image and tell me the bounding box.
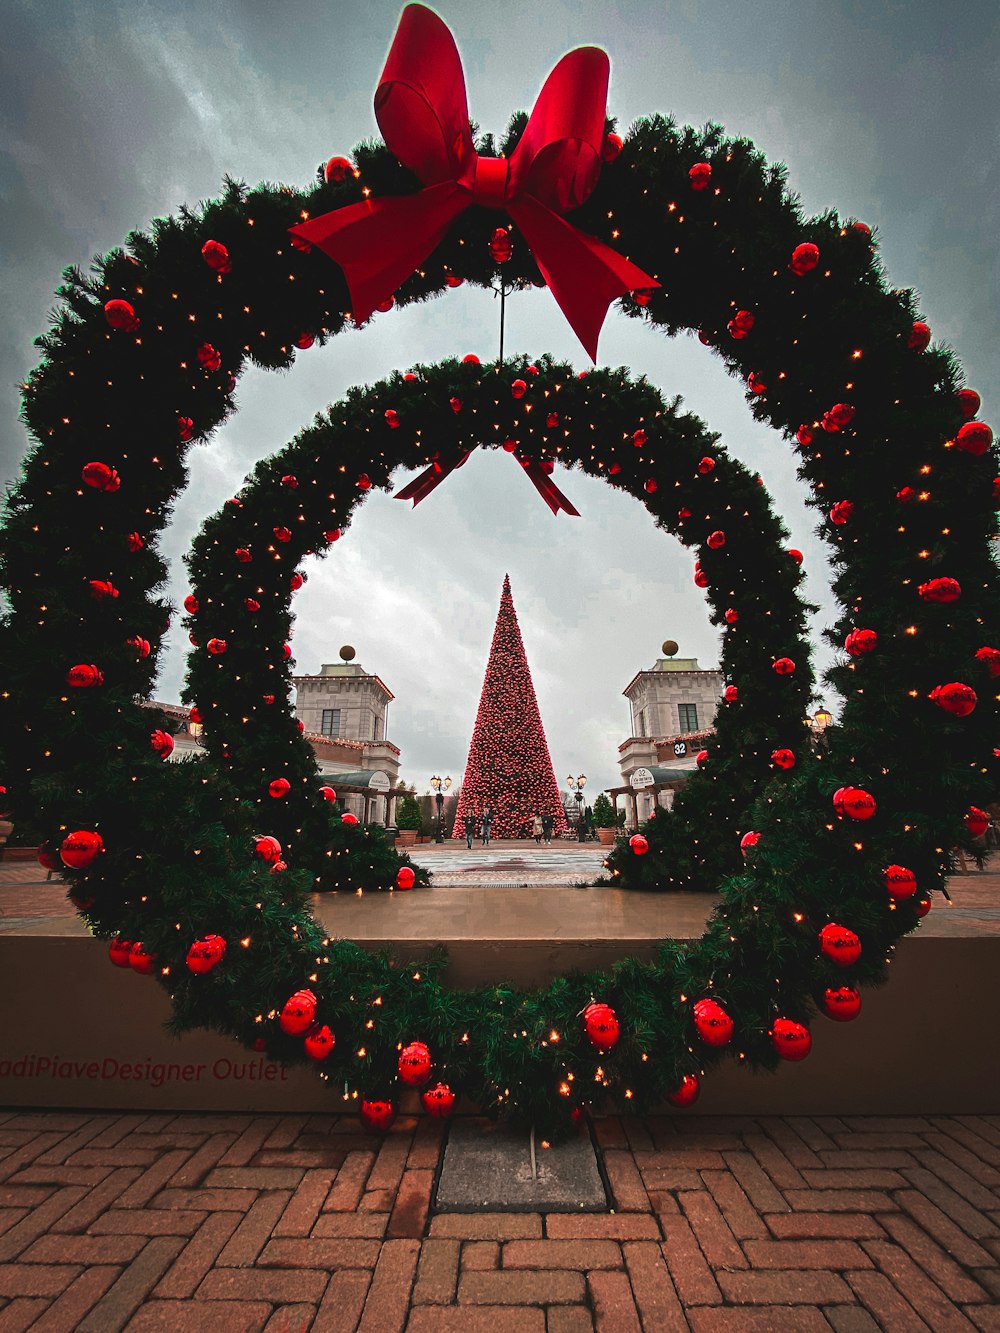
[510,197,660,362]
[394,450,472,506]
[518,457,581,517]
[291,183,465,325]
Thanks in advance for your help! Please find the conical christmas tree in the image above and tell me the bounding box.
[453,576,569,840]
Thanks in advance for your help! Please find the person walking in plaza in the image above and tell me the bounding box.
[541,812,553,844]
[463,810,477,850]
[532,814,543,844]
[481,807,493,846]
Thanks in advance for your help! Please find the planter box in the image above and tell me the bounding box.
[597,828,618,846]
[396,829,418,847]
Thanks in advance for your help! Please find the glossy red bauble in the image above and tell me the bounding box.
[740,830,761,858]
[956,421,993,455]
[268,778,291,798]
[689,161,712,190]
[197,342,222,371]
[254,835,282,863]
[104,298,139,331]
[129,942,157,975]
[724,607,739,623]
[729,309,754,338]
[126,531,145,551]
[398,1040,433,1086]
[357,474,372,490]
[771,1017,812,1061]
[693,562,709,588]
[965,806,989,838]
[707,530,725,549]
[280,989,317,1036]
[108,938,134,968]
[396,866,416,890]
[975,646,1000,677]
[183,594,199,614]
[913,894,932,918]
[60,829,103,869]
[882,865,917,900]
[201,239,232,272]
[629,834,649,855]
[360,1100,397,1132]
[583,1002,620,1051]
[830,500,854,525]
[324,155,353,183]
[189,706,203,724]
[67,663,103,688]
[696,750,709,767]
[773,657,795,675]
[304,1024,336,1061]
[796,424,815,447]
[667,1074,700,1107]
[845,628,878,656]
[822,987,861,1021]
[819,923,861,966]
[693,998,733,1047]
[771,748,795,770]
[150,729,174,759]
[341,812,359,825]
[602,131,623,161]
[788,548,803,565]
[82,460,120,491]
[918,577,961,603]
[177,416,194,442]
[789,242,819,275]
[724,685,738,703]
[697,456,715,474]
[273,526,292,543]
[908,321,931,351]
[632,428,646,447]
[930,682,977,717]
[835,787,877,821]
[186,935,226,974]
[88,579,118,600]
[422,1082,457,1118]
[235,547,251,562]
[822,402,855,431]
[207,638,227,655]
[489,227,513,263]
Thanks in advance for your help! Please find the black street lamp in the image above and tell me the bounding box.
[429,775,452,843]
[567,773,588,842]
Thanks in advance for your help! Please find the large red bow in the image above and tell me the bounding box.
[394,447,581,517]
[291,4,658,360]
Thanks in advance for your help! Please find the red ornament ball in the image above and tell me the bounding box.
[186,934,226,974]
[129,942,157,976]
[696,750,709,767]
[707,529,726,549]
[845,628,878,656]
[126,636,149,657]
[201,239,232,272]
[385,409,400,429]
[796,424,815,447]
[644,478,657,493]
[913,894,932,918]
[632,428,646,447]
[693,563,709,588]
[965,806,989,838]
[150,729,174,759]
[177,416,194,442]
[771,1017,812,1061]
[341,812,359,825]
[108,938,133,968]
[183,594,199,614]
[319,786,337,803]
[282,643,293,660]
[957,388,981,419]
[254,835,282,863]
[360,1100,397,1132]
[324,528,342,543]
[67,663,103,688]
[583,1002,620,1051]
[82,461,120,492]
[728,309,755,339]
[422,1082,457,1118]
[324,155,353,183]
[281,474,298,488]
[918,577,961,603]
[822,987,861,1022]
[724,685,738,703]
[819,923,861,966]
[489,227,513,263]
[740,830,761,858]
[268,778,291,799]
[104,298,139,331]
[787,548,804,565]
[698,456,715,474]
[37,844,61,872]
[693,998,733,1047]
[839,787,877,821]
[449,396,462,414]
[295,332,315,350]
[280,989,317,1036]
[601,132,623,162]
[197,342,222,371]
[629,834,649,855]
[207,638,227,655]
[908,321,931,351]
[235,547,252,563]
[290,572,304,592]
[773,657,795,675]
[822,402,855,431]
[396,866,416,890]
[748,371,767,395]
[88,579,118,601]
[897,486,918,503]
[930,682,977,717]
[789,242,820,275]
[830,500,854,525]
[60,829,103,869]
[771,748,796,770]
[666,1074,700,1108]
[511,378,527,399]
[724,607,739,624]
[956,421,993,455]
[398,1041,433,1086]
[273,526,292,543]
[357,474,372,490]
[304,1024,336,1061]
[688,161,712,190]
[126,531,144,551]
[882,864,917,900]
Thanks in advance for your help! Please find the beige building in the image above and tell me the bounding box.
[611,643,723,827]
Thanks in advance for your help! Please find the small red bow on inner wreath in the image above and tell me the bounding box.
[290,3,658,362]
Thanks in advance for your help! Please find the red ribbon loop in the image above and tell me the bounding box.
[394,447,580,517]
[291,3,658,360]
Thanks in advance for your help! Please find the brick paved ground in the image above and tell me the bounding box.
[0,1110,999,1330]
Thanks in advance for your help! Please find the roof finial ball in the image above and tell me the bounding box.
[661,639,679,658]
[340,645,356,663]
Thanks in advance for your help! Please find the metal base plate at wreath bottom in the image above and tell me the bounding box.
[433,1117,609,1213]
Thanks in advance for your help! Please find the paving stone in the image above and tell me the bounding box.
[264,1304,321,1331]
[430,1213,541,1240]
[257,1237,381,1268]
[0,1262,84,1297]
[27,1266,120,1332]
[412,1238,460,1304]
[358,1237,420,1332]
[125,1299,272,1330]
[204,1167,304,1191]
[502,1240,622,1270]
[216,1192,294,1267]
[458,1269,585,1305]
[679,1189,748,1269]
[0,1297,51,1331]
[717,1269,853,1305]
[388,1169,434,1239]
[436,1120,606,1212]
[323,1151,374,1212]
[311,1211,389,1239]
[461,1241,499,1269]
[406,1308,546,1332]
[272,1168,337,1237]
[197,1267,328,1304]
[77,1236,186,1332]
[545,1309,595,1333]
[587,1270,641,1330]
[622,1239,687,1331]
[151,1212,241,1298]
[846,1269,933,1330]
[312,1269,372,1333]
[688,1308,832,1331]
[823,1306,881,1333]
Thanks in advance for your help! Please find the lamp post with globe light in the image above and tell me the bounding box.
[429,775,452,843]
[567,773,587,842]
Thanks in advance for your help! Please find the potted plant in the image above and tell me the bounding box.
[592,793,620,846]
[395,793,423,847]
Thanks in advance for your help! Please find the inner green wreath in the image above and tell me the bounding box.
[1,112,996,1135]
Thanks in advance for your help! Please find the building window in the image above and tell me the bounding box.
[373,714,380,741]
[678,703,699,732]
[635,708,645,738]
[321,708,341,737]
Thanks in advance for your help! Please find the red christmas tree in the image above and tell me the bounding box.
[452,575,569,839]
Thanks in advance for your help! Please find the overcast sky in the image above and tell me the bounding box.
[2,0,998,798]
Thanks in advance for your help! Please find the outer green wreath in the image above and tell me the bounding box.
[1,111,997,1135]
